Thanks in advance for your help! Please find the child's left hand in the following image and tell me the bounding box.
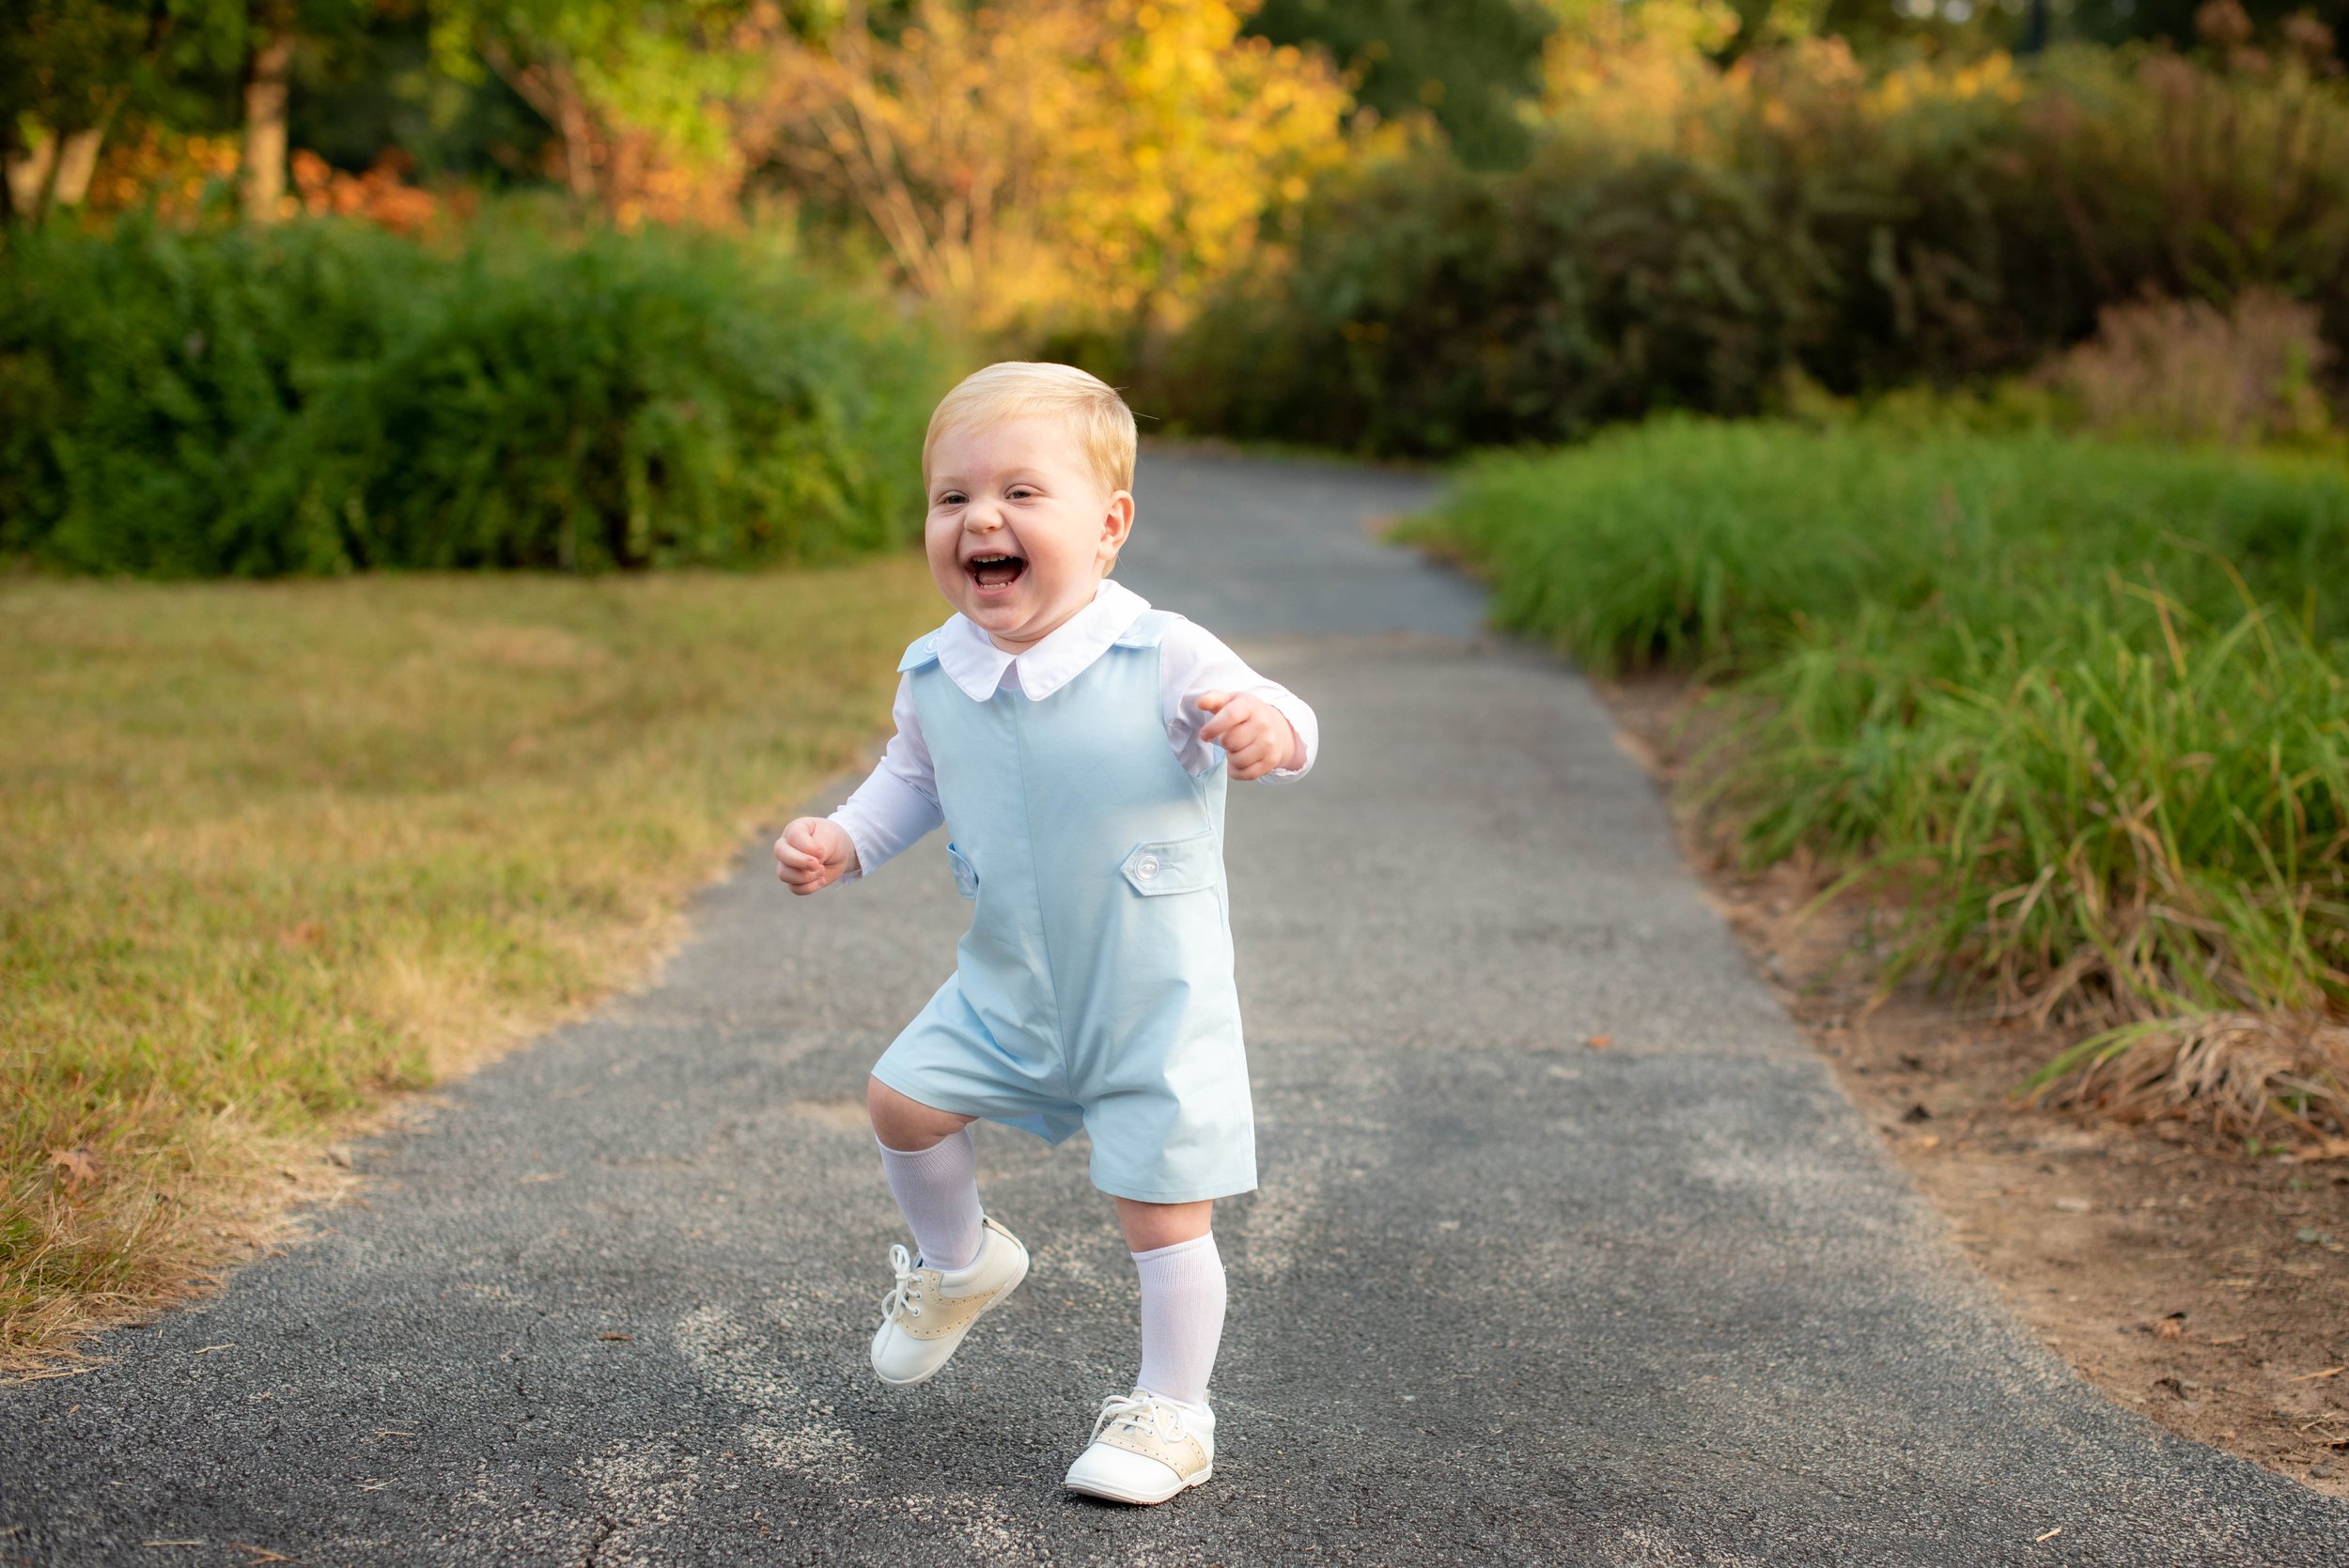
[1196,691,1305,782]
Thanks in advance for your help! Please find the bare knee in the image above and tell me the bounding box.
[1115,1197,1214,1252]
[867,1076,974,1151]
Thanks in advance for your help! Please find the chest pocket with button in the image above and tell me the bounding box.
[1120,831,1216,896]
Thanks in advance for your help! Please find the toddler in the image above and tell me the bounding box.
[773,362,1315,1504]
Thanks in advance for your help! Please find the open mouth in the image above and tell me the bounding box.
[965,552,1026,591]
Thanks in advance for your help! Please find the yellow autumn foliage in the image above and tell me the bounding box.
[766,0,1356,340]
[1540,16,2030,158]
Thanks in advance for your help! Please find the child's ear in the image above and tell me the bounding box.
[1098,489,1135,567]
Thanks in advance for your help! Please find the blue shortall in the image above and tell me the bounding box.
[868,610,1257,1203]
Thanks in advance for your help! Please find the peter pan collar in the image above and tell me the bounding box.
[933,580,1153,703]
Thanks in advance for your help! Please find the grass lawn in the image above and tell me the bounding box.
[1413,419,2349,1141]
[2,558,940,1367]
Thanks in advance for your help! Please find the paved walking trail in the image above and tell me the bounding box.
[8,455,2346,1566]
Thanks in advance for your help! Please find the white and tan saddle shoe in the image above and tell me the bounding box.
[1063,1389,1215,1505]
[869,1216,1029,1387]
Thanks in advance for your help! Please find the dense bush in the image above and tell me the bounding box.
[0,218,951,576]
[1147,45,2349,456]
[1416,420,2349,1055]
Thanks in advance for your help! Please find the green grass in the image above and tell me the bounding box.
[1,561,940,1364]
[1413,420,2349,1126]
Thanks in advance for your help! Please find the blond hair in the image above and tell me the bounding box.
[923,362,1138,495]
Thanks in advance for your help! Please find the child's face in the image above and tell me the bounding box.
[925,416,1134,652]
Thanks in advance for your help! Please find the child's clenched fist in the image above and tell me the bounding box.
[1195,691,1305,783]
[775,815,860,894]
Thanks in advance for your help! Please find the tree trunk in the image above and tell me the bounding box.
[478,40,601,204]
[549,61,602,205]
[241,23,295,222]
[54,128,106,207]
[4,132,60,223]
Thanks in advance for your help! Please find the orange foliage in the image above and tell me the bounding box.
[86,128,241,221]
[86,132,466,238]
[291,150,470,237]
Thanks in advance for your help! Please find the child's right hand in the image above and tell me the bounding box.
[774,816,859,895]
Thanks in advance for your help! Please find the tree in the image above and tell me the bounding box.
[428,0,769,222]
[0,0,378,225]
[232,0,378,220]
[240,0,294,215]
[758,0,1356,344]
[0,0,172,220]
[1246,0,1555,168]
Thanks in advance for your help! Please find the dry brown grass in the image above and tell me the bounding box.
[2031,1014,2349,1154]
[2,560,940,1370]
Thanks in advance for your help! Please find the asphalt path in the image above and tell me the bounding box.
[8,452,2346,1566]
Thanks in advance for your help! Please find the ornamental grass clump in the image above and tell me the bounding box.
[1419,419,2349,1143]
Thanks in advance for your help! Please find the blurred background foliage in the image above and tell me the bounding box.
[3,0,2347,570]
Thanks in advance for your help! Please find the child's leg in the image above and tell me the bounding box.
[868,1076,983,1270]
[1116,1198,1224,1408]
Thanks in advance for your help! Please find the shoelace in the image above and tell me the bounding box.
[1090,1389,1188,1447]
[877,1243,926,1327]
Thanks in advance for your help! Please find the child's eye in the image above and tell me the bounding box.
[935,491,966,506]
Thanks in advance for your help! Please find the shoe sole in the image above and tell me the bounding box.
[871,1243,1031,1388]
[1064,1465,1213,1506]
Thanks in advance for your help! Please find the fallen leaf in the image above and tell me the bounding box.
[45,1148,98,1192]
[598,1332,633,1342]
[1585,1034,1611,1050]
[2156,1319,2185,1341]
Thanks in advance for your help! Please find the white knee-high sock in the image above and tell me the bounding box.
[1132,1233,1227,1408]
[876,1129,984,1272]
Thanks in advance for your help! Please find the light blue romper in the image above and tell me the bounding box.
[868,610,1256,1203]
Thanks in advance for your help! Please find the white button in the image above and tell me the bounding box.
[1135,854,1160,880]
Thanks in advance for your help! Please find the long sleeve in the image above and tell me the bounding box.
[827,675,945,879]
[1157,620,1319,783]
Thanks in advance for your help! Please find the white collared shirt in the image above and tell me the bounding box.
[828,581,1317,878]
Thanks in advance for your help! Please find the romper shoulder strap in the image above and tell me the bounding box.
[897,629,947,673]
[1111,609,1182,649]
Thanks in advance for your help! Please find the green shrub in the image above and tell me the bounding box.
[1414,420,2349,1034]
[0,217,952,576]
[1145,46,2349,457]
